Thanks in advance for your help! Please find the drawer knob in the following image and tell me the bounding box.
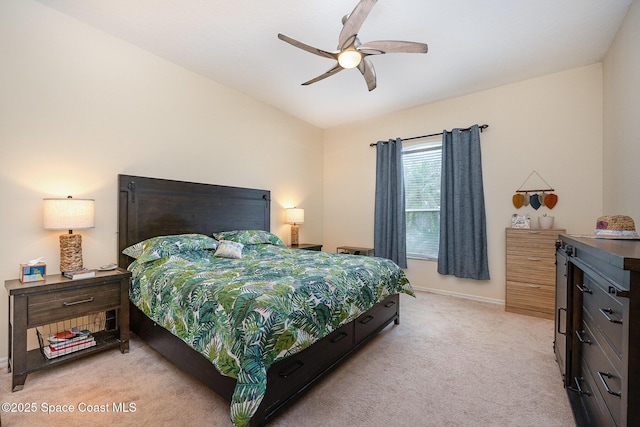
[330,331,348,344]
[599,307,623,325]
[62,297,94,307]
[279,360,304,378]
[568,376,591,396]
[359,315,374,325]
[597,371,622,397]
[575,329,592,345]
[576,284,592,294]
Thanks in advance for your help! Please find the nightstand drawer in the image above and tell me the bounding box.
[27,282,121,326]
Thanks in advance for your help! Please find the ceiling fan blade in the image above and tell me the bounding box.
[358,40,429,55]
[302,64,344,86]
[357,57,376,91]
[338,0,378,50]
[278,34,337,60]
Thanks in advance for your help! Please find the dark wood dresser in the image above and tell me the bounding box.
[556,235,640,426]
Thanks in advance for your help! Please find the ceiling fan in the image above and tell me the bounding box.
[277,0,428,91]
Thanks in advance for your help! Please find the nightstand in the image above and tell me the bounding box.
[337,246,374,256]
[5,268,131,391]
[287,243,323,251]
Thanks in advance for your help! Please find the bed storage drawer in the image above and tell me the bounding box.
[354,294,399,344]
[264,322,354,410]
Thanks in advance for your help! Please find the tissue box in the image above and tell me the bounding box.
[20,263,46,283]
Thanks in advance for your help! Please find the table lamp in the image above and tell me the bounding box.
[43,196,95,273]
[285,208,304,246]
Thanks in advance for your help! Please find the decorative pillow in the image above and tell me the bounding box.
[213,230,285,247]
[214,240,244,259]
[122,234,218,263]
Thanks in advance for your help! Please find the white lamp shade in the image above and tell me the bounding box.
[43,198,95,230]
[285,208,305,224]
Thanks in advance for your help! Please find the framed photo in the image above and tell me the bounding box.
[511,213,531,229]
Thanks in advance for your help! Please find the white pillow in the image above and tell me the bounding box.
[214,240,244,259]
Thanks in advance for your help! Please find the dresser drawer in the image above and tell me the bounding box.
[27,282,121,326]
[505,254,556,285]
[580,273,626,358]
[570,359,617,427]
[506,281,554,316]
[580,318,623,426]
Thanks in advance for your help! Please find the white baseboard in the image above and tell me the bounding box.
[411,285,505,306]
[0,357,7,369]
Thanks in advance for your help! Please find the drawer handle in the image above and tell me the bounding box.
[330,331,348,343]
[384,301,396,308]
[527,257,542,261]
[597,371,622,397]
[575,329,591,345]
[599,308,623,324]
[63,297,94,306]
[576,284,592,294]
[359,315,374,325]
[568,376,591,396]
[279,360,304,378]
[557,308,567,335]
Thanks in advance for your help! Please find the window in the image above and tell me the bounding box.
[403,142,442,260]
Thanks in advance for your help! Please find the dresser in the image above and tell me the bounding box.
[505,228,565,319]
[556,235,640,426]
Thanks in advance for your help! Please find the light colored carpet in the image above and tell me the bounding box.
[0,291,575,426]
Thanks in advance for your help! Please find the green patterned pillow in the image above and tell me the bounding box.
[122,234,218,263]
[213,230,285,246]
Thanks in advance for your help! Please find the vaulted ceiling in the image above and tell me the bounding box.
[35,0,632,128]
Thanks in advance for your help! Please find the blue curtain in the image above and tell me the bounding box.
[437,125,490,280]
[374,138,407,268]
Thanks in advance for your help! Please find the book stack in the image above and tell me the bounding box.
[63,268,96,280]
[43,328,96,359]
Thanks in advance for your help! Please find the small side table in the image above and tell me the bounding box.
[5,268,131,391]
[287,243,323,251]
[337,246,374,256]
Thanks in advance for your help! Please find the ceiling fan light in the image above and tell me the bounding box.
[338,50,362,69]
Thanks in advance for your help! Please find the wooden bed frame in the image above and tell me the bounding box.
[117,174,401,426]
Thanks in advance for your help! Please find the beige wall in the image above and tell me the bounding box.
[323,64,604,302]
[0,0,323,358]
[1,0,636,363]
[603,0,640,219]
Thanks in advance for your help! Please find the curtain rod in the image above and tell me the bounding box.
[369,124,489,146]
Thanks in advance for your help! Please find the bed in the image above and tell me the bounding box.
[117,174,414,426]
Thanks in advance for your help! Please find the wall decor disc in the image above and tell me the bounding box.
[544,193,558,209]
[512,193,524,208]
[530,193,541,210]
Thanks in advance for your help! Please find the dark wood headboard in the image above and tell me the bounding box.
[118,175,270,268]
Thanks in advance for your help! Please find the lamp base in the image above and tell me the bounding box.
[60,233,83,273]
[290,224,300,246]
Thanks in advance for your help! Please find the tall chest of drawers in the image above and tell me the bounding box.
[505,228,565,319]
[557,235,640,426]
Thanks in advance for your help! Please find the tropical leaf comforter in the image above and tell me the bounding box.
[126,232,414,427]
